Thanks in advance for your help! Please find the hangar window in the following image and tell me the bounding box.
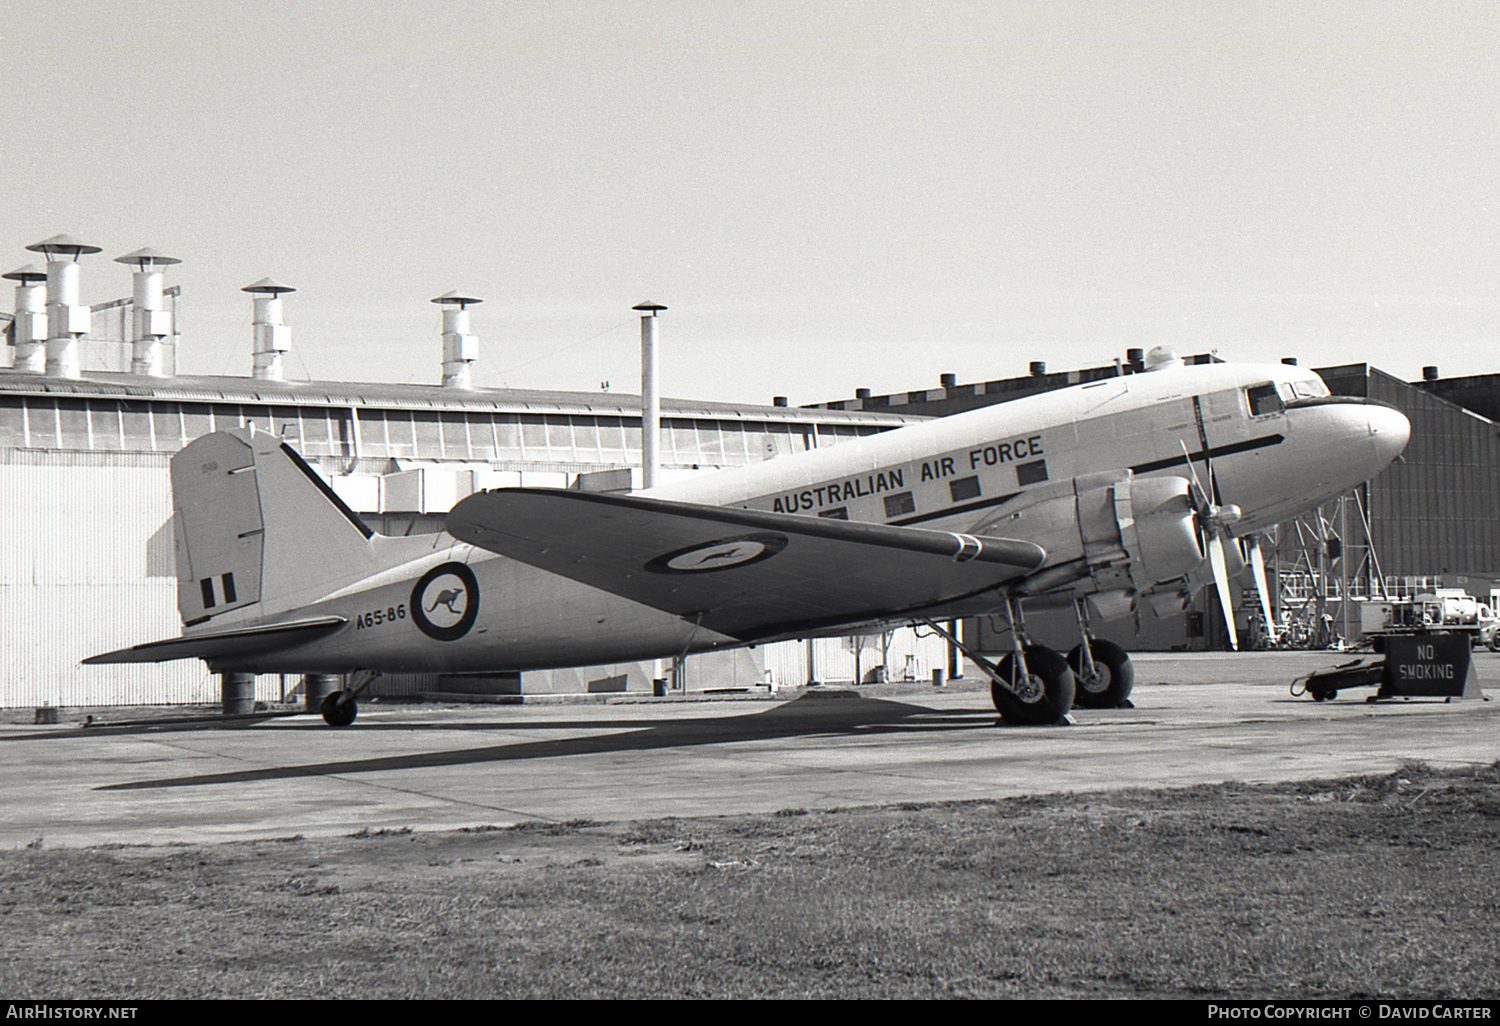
[720,423,749,463]
[695,422,727,464]
[570,418,603,463]
[386,411,418,459]
[492,415,523,460]
[57,398,90,450]
[0,399,22,449]
[1246,384,1283,417]
[439,411,470,459]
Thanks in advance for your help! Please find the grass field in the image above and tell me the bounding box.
[3,761,1498,999]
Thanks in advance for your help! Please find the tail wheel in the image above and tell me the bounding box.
[320,691,358,727]
[991,645,1075,725]
[1067,639,1135,709]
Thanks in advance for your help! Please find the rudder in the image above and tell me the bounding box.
[172,427,378,627]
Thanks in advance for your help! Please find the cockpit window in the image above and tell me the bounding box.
[1246,383,1284,417]
[1291,379,1328,398]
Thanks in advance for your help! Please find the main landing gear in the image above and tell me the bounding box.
[923,594,1137,724]
[320,669,379,727]
[924,597,1075,726]
[1066,598,1135,709]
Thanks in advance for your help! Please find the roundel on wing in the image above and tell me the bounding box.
[644,533,789,575]
[410,562,480,641]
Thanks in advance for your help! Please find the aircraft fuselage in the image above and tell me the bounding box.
[158,359,1410,676]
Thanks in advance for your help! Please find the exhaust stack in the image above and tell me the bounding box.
[3,264,47,373]
[25,234,100,379]
[242,278,295,381]
[431,291,481,389]
[115,248,180,377]
[633,301,666,489]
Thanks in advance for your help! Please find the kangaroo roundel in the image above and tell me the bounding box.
[645,533,789,575]
[411,562,480,641]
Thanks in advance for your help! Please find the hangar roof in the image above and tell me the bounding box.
[0,369,917,427]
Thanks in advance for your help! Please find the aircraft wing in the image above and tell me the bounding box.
[446,489,1046,642]
[82,616,348,665]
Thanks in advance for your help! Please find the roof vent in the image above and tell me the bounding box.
[3,264,48,373]
[115,248,180,377]
[1423,365,1439,382]
[1029,361,1046,377]
[432,291,482,389]
[25,234,101,379]
[242,278,295,381]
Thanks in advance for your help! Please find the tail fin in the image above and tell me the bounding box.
[172,427,378,627]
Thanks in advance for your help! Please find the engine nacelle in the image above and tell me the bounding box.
[993,471,1204,614]
[1113,475,1204,590]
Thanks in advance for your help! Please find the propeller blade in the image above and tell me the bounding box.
[1247,535,1276,645]
[1208,532,1239,651]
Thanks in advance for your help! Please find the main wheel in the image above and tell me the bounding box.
[320,691,358,727]
[991,645,1075,725]
[1067,639,1135,709]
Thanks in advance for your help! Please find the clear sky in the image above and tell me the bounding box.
[3,1,1498,405]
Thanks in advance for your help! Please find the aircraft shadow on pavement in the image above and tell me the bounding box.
[94,693,999,792]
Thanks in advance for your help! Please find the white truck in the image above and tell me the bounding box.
[1360,589,1497,649]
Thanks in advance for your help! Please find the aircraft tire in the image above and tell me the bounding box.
[1067,639,1135,709]
[320,691,358,727]
[991,645,1075,725]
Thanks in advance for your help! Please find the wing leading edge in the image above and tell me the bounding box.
[446,489,1047,642]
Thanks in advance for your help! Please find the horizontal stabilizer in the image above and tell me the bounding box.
[82,616,348,665]
[446,489,1046,642]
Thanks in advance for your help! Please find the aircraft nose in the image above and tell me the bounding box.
[1368,403,1411,469]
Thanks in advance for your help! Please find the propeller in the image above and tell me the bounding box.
[1179,442,1243,650]
[1244,534,1277,648]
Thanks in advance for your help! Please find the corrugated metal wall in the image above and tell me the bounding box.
[1325,366,1500,578]
[0,450,217,707]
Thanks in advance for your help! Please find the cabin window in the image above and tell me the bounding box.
[1287,379,1327,399]
[1017,460,1048,486]
[884,492,915,518]
[819,507,849,520]
[949,476,982,502]
[1246,384,1283,417]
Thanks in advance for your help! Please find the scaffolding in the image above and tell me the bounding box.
[1263,487,1385,649]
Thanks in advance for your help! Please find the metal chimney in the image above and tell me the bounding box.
[1423,365,1439,381]
[431,291,481,389]
[3,264,47,373]
[115,248,180,377]
[242,278,295,381]
[25,234,100,378]
[939,372,956,389]
[1029,361,1046,377]
[633,301,666,489]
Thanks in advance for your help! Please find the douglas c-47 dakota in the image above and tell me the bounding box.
[87,348,1411,726]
